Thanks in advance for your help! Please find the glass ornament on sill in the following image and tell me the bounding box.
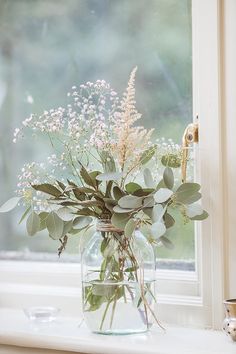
[81,219,157,335]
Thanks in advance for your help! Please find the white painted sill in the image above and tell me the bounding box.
[0,309,234,354]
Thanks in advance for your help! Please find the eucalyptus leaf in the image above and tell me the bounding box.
[154,188,173,203]
[113,205,134,213]
[156,179,166,190]
[18,206,31,224]
[75,208,97,217]
[26,211,41,236]
[158,235,174,249]
[80,166,97,188]
[143,207,153,218]
[182,192,202,204]
[68,228,82,235]
[161,153,181,168]
[163,167,174,189]
[105,202,115,212]
[144,168,155,188]
[143,196,155,208]
[111,213,129,230]
[96,172,122,181]
[103,198,117,205]
[62,220,73,236]
[152,205,165,223]
[105,180,113,198]
[32,184,61,198]
[118,195,142,209]
[0,197,21,213]
[140,146,156,165]
[133,188,154,196]
[164,213,175,229]
[186,203,203,218]
[190,210,209,221]
[113,186,125,200]
[150,221,166,238]
[39,212,49,231]
[46,212,65,240]
[175,183,201,204]
[56,207,74,221]
[125,182,141,194]
[73,216,93,230]
[92,284,116,297]
[124,219,137,237]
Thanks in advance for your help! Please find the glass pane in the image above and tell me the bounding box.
[0,0,193,268]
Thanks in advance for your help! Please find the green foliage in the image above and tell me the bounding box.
[175,183,201,204]
[111,213,129,230]
[154,188,173,203]
[18,206,31,224]
[190,210,209,221]
[125,182,142,194]
[118,195,142,209]
[152,205,166,223]
[113,186,125,200]
[124,219,137,237]
[140,146,156,165]
[26,212,41,236]
[46,212,65,240]
[163,167,174,190]
[151,221,166,239]
[161,154,181,168]
[158,235,174,249]
[0,197,21,213]
[39,212,49,231]
[80,166,97,188]
[73,216,93,230]
[143,168,155,188]
[113,205,133,213]
[32,184,61,198]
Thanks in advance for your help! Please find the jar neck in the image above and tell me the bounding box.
[96,219,123,233]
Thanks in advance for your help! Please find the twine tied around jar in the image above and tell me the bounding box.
[96,219,123,233]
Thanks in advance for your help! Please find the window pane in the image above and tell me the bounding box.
[0,0,193,267]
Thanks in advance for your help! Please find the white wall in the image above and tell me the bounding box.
[221,0,236,299]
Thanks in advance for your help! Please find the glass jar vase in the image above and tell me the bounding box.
[81,219,156,335]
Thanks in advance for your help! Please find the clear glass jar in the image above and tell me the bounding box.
[81,219,156,335]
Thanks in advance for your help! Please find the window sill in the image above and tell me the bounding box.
[0,309,234,354]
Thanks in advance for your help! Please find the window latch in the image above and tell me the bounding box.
[181,120,199,183]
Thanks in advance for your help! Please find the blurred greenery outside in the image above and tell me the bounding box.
[0,0,194,262]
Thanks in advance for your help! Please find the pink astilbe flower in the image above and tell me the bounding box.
[112,67,154,174]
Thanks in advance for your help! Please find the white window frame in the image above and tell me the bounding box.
[0,0,232,329]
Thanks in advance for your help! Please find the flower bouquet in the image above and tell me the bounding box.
[0,67,208,334]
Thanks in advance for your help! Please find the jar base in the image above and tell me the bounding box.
[92,328,149,335]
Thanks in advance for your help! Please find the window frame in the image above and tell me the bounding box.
[0,0,229,329]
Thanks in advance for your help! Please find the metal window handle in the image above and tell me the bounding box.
[181,121,199,183]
